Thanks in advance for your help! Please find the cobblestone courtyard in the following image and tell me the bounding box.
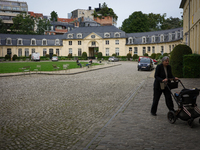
[0,62,151,150]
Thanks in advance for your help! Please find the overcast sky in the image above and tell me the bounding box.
[21,0,183,27]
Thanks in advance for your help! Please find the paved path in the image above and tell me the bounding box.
[0,61,151,150]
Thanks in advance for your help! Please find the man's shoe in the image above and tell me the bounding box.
[151,112,157,116]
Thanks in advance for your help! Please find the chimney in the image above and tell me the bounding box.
[99,3,101,8]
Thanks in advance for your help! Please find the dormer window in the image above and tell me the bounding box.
[42,39,47,45]
[114,32,120,38]
[175,31,178,39]
[68,34,73,38]
[160,34,164,42]
[55,39,60,45]
[77,33,82,38]
[151,36,155,43]
[128,37,133,44]
[169,33,172,41]
[6,38,12,45]
[17,38,23,45]
[142,36,146,44]
[31,38,36,45]
[104,32,110,38]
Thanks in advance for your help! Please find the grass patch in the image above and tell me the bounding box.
[0,61,99,73]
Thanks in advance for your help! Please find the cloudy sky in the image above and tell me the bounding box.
[22,0,183,27]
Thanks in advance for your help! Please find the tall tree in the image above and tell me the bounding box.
[147,13,166,31]
[36,18,51,35]
[121,11,149,33]
[50,11,58,22]
[0,19,7,33]
[161,17,183,30]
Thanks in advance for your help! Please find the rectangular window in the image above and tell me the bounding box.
[161,46,164,54]
[56,49,59,56]
[148,47,151,52]
[43,40,47,45]
[7,48,11,55]
[152,46,155,53]
[78,48,82,56]
[18,48,22,57]
[143,47,146,55]
[115,48,119,56]
[142,38,146,43]
[32,40,36,45]
[18,39,22,45]
[92,41,96,46]
[134,47,138,54]
[69,41,72,45]
[169,45,171,53]
[106,48,109,56]
[25,48,29,57]
[7,39,11,45]
[32,48,35,53]
[78,41,81,45]
[106,40,109,45]
[69,48,72,55]
[115,40,119,45]
[43,48,47,56]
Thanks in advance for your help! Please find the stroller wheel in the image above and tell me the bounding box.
[187,119,194,128]
[167,111,176,124]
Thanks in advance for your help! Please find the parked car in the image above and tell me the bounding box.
[108,56,119,62]
[138,58,154,71]
[31,52,40,61]
[52,56,58,61]
[138,56,157,64]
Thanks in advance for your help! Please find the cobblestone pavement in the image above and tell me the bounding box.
[0,62,151,150]
[93,78,200,150]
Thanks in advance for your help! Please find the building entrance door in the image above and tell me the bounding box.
[88,47,98,59]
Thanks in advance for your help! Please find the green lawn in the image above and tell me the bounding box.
[0,61,98,73]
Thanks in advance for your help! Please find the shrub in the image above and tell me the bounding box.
[143,53,148,56]
[68,54,72,58]
[12,54,18,61]
[5,54,11,60]
[127,53,132,60]
[156,53,161,60]
[170,44,192,77]
[82,52,87,60]
[53,54,57,56]
[112,53,116,57]
[163,53,169,57]
[183,54,200,78]
[133,54,138,59]
[150,53,156,59]
[45,54,50,58]
[97,52,102,59]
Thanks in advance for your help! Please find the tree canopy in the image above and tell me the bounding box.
[0,19,7,33]
[121,11,183,33]
[50,11,58,22]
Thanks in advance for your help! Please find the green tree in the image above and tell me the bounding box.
[50,11,58,22]
[121,11,149,33]
[10,13,35,34]
[0,19,7,33]
[161,17,183,30]
[36,18,51,35]
[147,13,166,31]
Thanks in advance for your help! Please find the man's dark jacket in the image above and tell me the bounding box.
[154,63,174,89]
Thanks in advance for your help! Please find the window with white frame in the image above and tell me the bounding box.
[55,39,60,45]
[69,41,72,45]
[152,46,155,53]
[129,47,132,53]
[161,46,164,54]
[134,47,138,54]
[7,48,11,55]
[78,48,82,56]
[151,36,155,43]
[115,40,119,45]
[169,33,172,41]
[25,48,29,57]
[77,33,82,38]
[56,49,59,56]
[160,34,164,42]
[17,38,23,45]
[143,47,146,55]
[105,40,109,45]
[169,45,171,53]
[115,48,119,56]
[148,47,151,52]
[128,37,133,44]
[6,38,12,45]
[92,41,96,46]
[43,48,47,56]
[78,41,81,45]
[114,32,120,38]
[68,34,73,38]
[104,33,110,38]
[69,48,72,55]
[142,37,146,43]
[106,48,109,56]
[32,48,35,53]
[31,39,36,45]
[42,39,47,45]
[18,48,22,57]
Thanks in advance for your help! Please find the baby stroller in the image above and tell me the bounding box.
[166,79,200,127]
